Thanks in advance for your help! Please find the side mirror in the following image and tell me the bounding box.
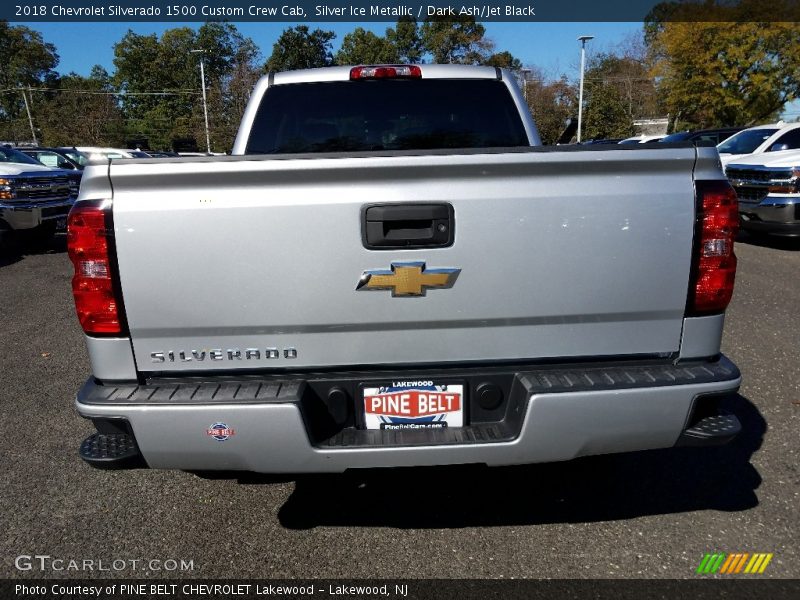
[59,160,76,169]
[769,143,789,152]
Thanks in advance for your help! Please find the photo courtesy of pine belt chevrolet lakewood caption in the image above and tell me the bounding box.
[67,64,743,473]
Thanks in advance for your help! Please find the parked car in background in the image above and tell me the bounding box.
[717,122,800,166]
[580,138,623,145]
[660,127,743,145]
[0,146,79,246]
[619,135,666,144]
[56,147,91,168]
[17,147,84,170]
[725,149,800,238]
[143,151,181,158]
[73,146,138,161]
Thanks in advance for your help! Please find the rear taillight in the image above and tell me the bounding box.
[67,201,124,335]
[350,65,422,80]
[688,180,739,315]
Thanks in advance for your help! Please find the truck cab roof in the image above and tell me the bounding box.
[233,64,539,154]
[269,64,502,85]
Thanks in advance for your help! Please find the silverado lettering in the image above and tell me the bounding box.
[150,348,295,362]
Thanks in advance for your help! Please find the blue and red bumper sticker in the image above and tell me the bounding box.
[206,422,236,441]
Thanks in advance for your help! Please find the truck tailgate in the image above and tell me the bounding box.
[108,147,697,373]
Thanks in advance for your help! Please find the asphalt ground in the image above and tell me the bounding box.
[0,231,797,581]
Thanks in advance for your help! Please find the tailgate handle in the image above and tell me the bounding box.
[362,203,454,249]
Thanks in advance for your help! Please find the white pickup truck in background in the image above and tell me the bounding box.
[67,64,743,473]
[1,146,80,246]
[718,121,800,166]
[725,149,800,238]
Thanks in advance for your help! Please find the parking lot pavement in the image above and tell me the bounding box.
[0,233,797,579]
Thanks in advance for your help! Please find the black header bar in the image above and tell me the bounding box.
[5,0,800,23]
[4,579,800,600]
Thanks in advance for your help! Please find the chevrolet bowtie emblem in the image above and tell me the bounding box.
[356,262,461,297]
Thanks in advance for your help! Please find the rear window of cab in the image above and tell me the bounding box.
[245,79,529,154]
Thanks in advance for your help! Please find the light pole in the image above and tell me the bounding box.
[520,68,531,104]
[20,87,38,145]
[190,49,211,154]
[576,35,594,143]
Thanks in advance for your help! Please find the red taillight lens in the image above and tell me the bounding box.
[689,180,739,315]
[67,202,123,335]
[350,65,422,80]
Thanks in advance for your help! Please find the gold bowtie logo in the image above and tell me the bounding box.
[357,262,461,297]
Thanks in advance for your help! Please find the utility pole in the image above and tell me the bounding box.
[21,88,38,145]
[576,35,594,143]
[190,49,211,154]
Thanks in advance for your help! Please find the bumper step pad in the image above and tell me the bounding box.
[678,412,742,447]
[79,433,146,469]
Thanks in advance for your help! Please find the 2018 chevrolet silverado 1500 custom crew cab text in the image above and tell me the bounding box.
[69,65,743,472]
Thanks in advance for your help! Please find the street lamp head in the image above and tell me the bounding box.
[577,35,594,43]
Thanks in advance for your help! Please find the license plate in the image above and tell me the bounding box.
[362,381,464,430]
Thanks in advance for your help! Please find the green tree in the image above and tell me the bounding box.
[575,50,655,140]
[195,23,261,151]
[420,16,490,64]
[583,81,633,140]
[37,67,125,146]
[585,51,657,123]
[646,3,800,128]
[483,51,522,70]
[386,18,423,63]
[112,29,177,147]
[213,37,261,152]
[196,22,258,81]
[0,20,59,141]
[113,23,259,150]
[522,70,578,145]
[265,26,335,72]
[335,28,398,65]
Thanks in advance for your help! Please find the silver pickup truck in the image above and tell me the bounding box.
[69,65,743,473]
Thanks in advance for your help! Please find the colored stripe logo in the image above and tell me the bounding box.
[697,553,773,574]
